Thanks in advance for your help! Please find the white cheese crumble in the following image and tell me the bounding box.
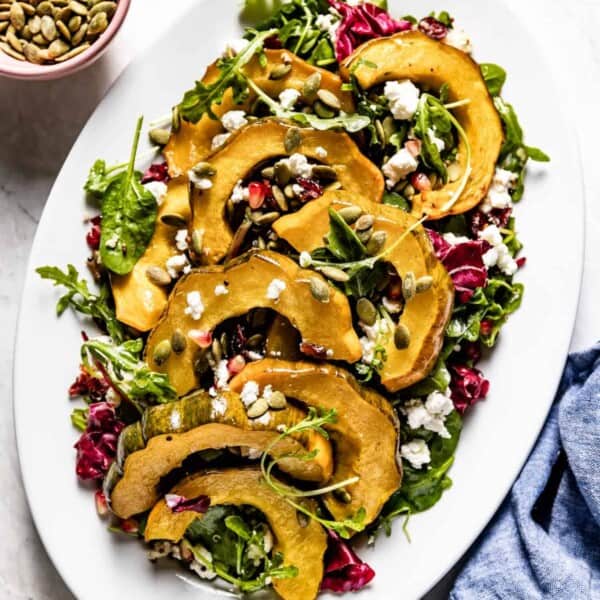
[175,229,189,252]
[382,148,418,189]
[315,146,328,159]
[299,251,313,268]
[215,359,230,390]
[188,171,213,190]
[223,38,249,56]
[266,278,287,301]
[359,319,390,364]
[287,153,313,178]
[316,12,340,43]
[382,296,402,314]
[211,132,231,150]
[254,411,272,425]
[214,284,229,296]
[208,386,218,398]
[221,110,248,132]
[401,439,431,469]
[241,380,260,407]
[279,88,301,110]
[427,127,445,153]
[104,233,119,250]
[165,254,190,279]
[143,180,168,206]
[444,27,473,54]
[230,179,250,204]
[443,232,470,245]
[481,167,518,213]
[384,80,420,121]
[210,396,228,418]
[402,388,455,438]
[189,545,217,580]
[184,290,205,320]
[479,224,519,276]
[262,384,274,402]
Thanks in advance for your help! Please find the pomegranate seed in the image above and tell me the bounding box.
[411,172,432,192]
[299,342,328,359]
[188,330,213,348]
[517,257,527,268]
[119,518,139,535]
[95,490,109,518]
[248,181,271,209]
[405,139,421,157]
[480,320,493,336]
[227,355,246,375]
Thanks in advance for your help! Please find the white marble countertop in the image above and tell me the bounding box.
[1,1,598,598]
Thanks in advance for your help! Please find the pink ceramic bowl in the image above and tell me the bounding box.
[0,0,130,81]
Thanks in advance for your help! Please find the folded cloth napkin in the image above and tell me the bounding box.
[451,344,600,600]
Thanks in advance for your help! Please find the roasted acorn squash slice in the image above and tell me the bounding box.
[341,31,503,219]
[145,468,327,600]
[189,119,384,264]
[273,191,454,391]
[230,359,401,526]
[145,251,362,396]
[164,49,355,176]
[111,177,189,332]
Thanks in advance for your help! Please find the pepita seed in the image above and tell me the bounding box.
[256,236,266,250]
[355,214,374,231]
[211,339,222,363]
[283,184,295,199]
[27,12,39,32]
[247,397,269,419]
[0,40,24,59]
[56,5,70,20]
[86,9,106,35]
[382,115,396,140]
[268,62,291,80]
[403,183,415,198]
[31,31,46,44]
[271,185,288,211]
[145,265,171,287]
[274,161,291,186]
[394,323,411,350]
[68,0,86,14]
[366,230,387,256]
[302,71,321,98]
[153,340,172,365]
[160,213,187,227]
[53,40,87,60]
[169,330,186,354]
[88,0,113,17]
[23,41,43,62]
[9,1,25,29]
[253,211,280,226]
[148,127,170,146]
[415,275,433,294]
[56,18,70,39]
[21,3,36,16]
[69,19,84,43]
[316,89,341,110]
[309,277,330,303]
[333,488,352,504]
[375,119,385,144]
[313,99,335,119]
[171,104,180,133]
[447,161,461,182]
[21,23,31,38]
[191,161,215,177]
[357,227,372,244]
[36,1,53,15]
[246,333,264,349]
[297,511,309,527]
[7,28,22,51]
[191,229,204,254]
[318,266,350,283]
[228,220,251,259]
[311,165,337,181]
[284,127,302,153]
[193,350,210,376]
[337,205,362,224]
[40,14,55,39]
[47,36,68,57]
[260,166,275,179]
[402,271,416,301]
[267,390,287,410]
[356,297,377,326]
[66,12,79,30]
[0,21,8,33]
[0,4,11,11]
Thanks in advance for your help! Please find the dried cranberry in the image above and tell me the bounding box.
[86,216,102,251]
[480,320,493,337]
[517,257,527,268]
[296,178,323,202]
[264,35,283,49]
[141,162,170,184]
[410,172,432,192]
[418,16,448,40]
[300,342,328,359]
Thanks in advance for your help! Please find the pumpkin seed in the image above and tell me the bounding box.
[40,14,55,39]
[0,21,8,34]
[211,339,222,363]
[88,0,114,17]
[355,214,374,231]
[316,89,341,110]
[416,275,433,294]
[227,220,251,259]
[0,4,11,10]
[31,32,46,44]
[158,213,185,228]
[0,40,24,59]
[69,20,84,43]
[271,185,288,211]
[36,1,53,15]
[402,271,416,301]
[191,229,204,254]
[366,230,387,256]
[356,297,377,326]
[193,350,210,376]
[394,323,410,350]
[253,211,280,226]
[86,9,106,35]
[297,511,309,527]
[219,330,229,353]
[318,266,349,283]
[311,165,337,181]
[68,0,86,14]
[171,330,187,354]
[357,227,372,244]
[7,28,22,51]
[191,161,215,177]
[47,36,68,57]
[53,40,87,60]
[246,333,264,349]
[55,18,69,39]
[375,119,386,144]
[247,397,269,419]
[260,166,275,179]
[22,2,36,15]
[56,4,70,19]
[268,62,291,80]
[23,40,43,62]
[382,116,396,141]
[284,127,302,153]
[21,22,32,38]
[309,277,330,303]
[337,205,362,224]
[267,390,287,410]
[170,105,181,134]
[153,340,172,365]
[28,14,41,31]
[313,99,335,119]
[9,2,25,29]
[148,127,170,146]
[302,71,321,98]
[403,183,415,198]
[145,265,171,287]
[274,161,291,186]
[447,161,461,182]
[66,12,79,30]
[256,236,266,250]
[333,488,352,504]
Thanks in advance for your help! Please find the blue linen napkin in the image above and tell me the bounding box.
[451,344,600,600]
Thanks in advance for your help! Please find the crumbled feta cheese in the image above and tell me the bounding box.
[254,411,272,425]
[444,28,473,54]
[184,291,205,320]
[175,229,189,252]
[211,132,231,150]
[443,232,471,245]
[188,171,213,190]
[104,233,119,250]
[316,12,340,42]
[479,224,519,276]
[230,179,249,204]
[384,80,420,121]
[165,254,189,279]
[189,545,217,580]
[261,384,274,402]
[170,409,181,431]
[208,386,218,398]
[221,110,248,133]
[382,296,402,314]
[241,381,260,407]
[287,153,312,178]
[279,88,301,110]
[210,396,228,418]
[224,38,249,56]
[266,278,286,301]
[479,224,503,247]
[427,127,445,153]
[402,388,454,438]
[299,251,312,268]
[425,389,455,418]
[143,180,168,206]
[360,336,376,364]
[359,319,390,364]
[315,146,328,159]
[382,148,418,189]
[214,284,229,296]
[246,350,264,361]
[481,167,518,213]
[215,359,230,390]
[401,439,431,469]
[292,183,304,196]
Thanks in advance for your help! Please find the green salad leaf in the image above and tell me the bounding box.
[84,159,128,198]
[325,207,367,261]
[36,264,126,343]
[480,63,507,97]
[70,407,88,431]
[99,117,158,276]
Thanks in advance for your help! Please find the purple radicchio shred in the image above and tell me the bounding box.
[449,364,490,414]
[165,494,211,514]
[141,162,170,184]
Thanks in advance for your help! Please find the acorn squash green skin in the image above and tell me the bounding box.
[341,31,503,220]
[145,468,327,600]
[189,119,384,265]
[144,251,362,397]
[273,190,454,391]
[230,359,401,527]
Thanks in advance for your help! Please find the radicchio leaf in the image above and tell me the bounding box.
[69,366,109,402]
[165,493,211,514]
[141,162,170,184]
[296,177,323,202]
[418,16,448,40]
[320,529,376,593]
[469,207,512,236]
[449,365,490,414]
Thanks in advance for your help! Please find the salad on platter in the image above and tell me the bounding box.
[37,1,549,598]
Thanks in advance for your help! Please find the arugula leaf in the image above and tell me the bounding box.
[241,0,285,24]
[325,207,367,261]
[382,191,410,211]
[36,264,125,343]
[480,63,507,97]
[99,117,157,276]
[429,10,454,27]
[525,145,550,162]
[81,337,176,410]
